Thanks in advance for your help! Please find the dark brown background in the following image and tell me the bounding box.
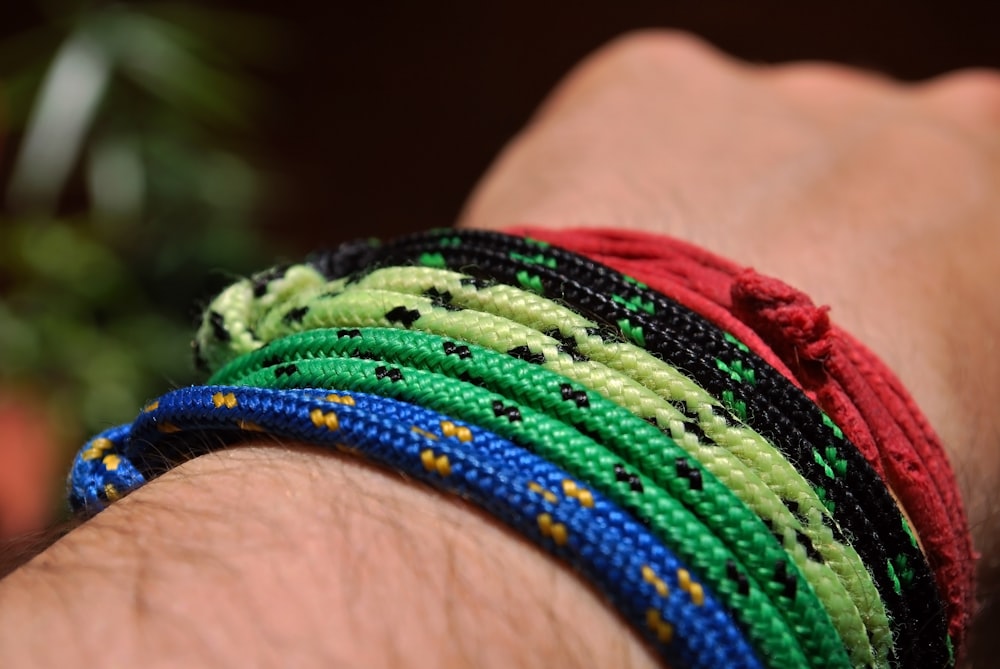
[242,1,1000,252]
[6,2,1000,250]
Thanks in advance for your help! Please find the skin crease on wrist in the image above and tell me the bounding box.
[0,30,998,668]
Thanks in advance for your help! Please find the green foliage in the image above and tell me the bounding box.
[0,1,285,448]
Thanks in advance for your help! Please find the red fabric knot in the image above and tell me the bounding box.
[731,269,833,368]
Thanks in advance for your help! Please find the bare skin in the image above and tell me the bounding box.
[1,31,997,668]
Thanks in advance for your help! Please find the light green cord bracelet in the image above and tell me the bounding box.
[212,284,863,669]
[198,265,889,666]
[223,347,818,669]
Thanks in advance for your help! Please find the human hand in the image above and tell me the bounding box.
[460,31,1000,570]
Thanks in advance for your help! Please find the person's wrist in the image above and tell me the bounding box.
[0,444,659,668]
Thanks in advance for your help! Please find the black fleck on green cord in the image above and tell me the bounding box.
[211,325,882,668]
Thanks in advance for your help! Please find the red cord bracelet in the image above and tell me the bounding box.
[507,225,976,652]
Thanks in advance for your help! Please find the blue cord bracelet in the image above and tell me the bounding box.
[68,385,764,669]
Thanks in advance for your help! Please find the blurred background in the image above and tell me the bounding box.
[1,1,999,540]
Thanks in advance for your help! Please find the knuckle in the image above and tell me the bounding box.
[530,29,735,130]
[536,30,719,122]
[941,68,1000,90]
[925,68,1000,129]
[772,61,893,91]
[940,69,1000,106]
[594,29,725,72]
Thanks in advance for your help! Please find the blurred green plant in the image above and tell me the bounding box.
[0,1,286,454]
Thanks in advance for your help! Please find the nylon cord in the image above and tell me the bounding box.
[68,385,764,669]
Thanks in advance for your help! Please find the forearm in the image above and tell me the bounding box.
[0,445,657,668]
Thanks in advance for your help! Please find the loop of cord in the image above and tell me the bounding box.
[67,386,765,669]
[71,228,963,668]
[213,323,887,667]
[219,341,838,669]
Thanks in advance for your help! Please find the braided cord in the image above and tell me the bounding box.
[68,386,764,669]
[305,230,946,668]
[67,224,955,669]
[226,353,818,669]
[213,318,882,669]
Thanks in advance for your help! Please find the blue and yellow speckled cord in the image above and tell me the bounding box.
[68,385,765,669]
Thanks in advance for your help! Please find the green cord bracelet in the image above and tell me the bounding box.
[225,350,817,669]
[212,325,880,669]
[200,265,890,667]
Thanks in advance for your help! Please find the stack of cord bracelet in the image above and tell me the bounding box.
[294,228,950,666]
[67,228,958,669]
[190,230,950,668]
